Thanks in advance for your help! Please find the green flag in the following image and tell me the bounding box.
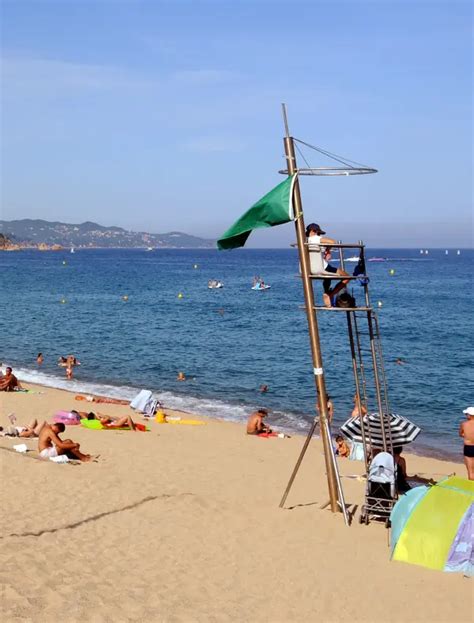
[217,175,296,250]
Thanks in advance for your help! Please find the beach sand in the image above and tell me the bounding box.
[1,384,471,622]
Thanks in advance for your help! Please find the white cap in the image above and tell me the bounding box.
[463,407,474,416]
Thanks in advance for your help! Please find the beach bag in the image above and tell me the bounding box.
[336,291,356,308]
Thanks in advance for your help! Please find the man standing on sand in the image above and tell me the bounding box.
[246,409,272,435]
[38,422,92,461]
[459,407,474,480]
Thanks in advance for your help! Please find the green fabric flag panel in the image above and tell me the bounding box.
[217,175,297,250]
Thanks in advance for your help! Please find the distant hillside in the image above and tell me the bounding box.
[0,219,215,249]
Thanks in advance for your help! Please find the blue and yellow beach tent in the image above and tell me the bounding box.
[390,476,474,575]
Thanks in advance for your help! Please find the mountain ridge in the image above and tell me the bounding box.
[0,219,215,249]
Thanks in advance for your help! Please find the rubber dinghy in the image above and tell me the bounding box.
[251,284,271,290]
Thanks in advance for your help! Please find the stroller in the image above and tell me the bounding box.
[359,451,397,527]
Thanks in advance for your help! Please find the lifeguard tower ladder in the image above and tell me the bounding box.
[278,105,393,519]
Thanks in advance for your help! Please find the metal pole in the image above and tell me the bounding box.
[346,312,369,470]
[279,103,339,512]
[367,311,388,452]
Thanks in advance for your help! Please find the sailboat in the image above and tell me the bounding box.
[457,250,461,255]
[70,247,75,254]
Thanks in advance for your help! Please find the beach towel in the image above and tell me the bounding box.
[130,390,153,413]
[50,455,70,464]
[349,441,364,461]
[80,419,148,432]
[13,443,28,453]
[167,419,205,426]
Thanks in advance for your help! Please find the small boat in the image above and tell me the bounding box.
[252,283,271,290]
[70,247,75,254]
[146,247,154,252]
[445,250,449,255]
[345,255,360,262]
[368,257,387,262]
[208,280,224,289]
[457,250,461,255]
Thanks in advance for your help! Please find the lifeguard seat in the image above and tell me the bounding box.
[307,243,337,277]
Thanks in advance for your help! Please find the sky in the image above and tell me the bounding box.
[1,0,472,247]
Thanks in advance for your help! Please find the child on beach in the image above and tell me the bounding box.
[335,435,350,458]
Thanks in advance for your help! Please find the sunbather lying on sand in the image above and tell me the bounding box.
[75,395,130,405]
[38,422,93,461]
[0,367,23,392]
[87,412,137,430]
[0,417,47,438]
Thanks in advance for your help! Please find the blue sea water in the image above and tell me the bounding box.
[1,247,472,459]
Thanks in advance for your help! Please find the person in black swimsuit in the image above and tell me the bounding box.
[459,407,474,480]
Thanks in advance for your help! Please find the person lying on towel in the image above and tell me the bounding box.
[246,409,272,435]
[38,422,93,461]
[87,412,137,430]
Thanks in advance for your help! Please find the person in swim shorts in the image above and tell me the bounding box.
[459,407,474,480]
[246,409,272,435]
[38,422,92,461]
[306,223,350,307]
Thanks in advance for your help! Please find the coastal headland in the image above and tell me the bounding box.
[1,383,471,622]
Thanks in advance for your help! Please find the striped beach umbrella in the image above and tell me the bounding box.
[340,413,421,448]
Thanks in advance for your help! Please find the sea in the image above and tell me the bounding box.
[1,247,472,460]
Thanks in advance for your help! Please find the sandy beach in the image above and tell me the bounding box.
[1,383,472,623]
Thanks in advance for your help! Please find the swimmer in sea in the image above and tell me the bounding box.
[395,358,406,365]
[177,371,186,381]
[37,353,43,365]
[259,384,269,393]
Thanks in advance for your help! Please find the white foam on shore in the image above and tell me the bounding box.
[4,364,458,459]
[4,365,260,426]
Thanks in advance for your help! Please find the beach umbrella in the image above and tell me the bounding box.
[390,476,474,575]
[340,413,421,448]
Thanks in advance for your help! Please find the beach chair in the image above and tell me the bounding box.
[307,242,337,277]
[359,451,397,527]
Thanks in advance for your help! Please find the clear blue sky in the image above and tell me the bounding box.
[1,0,472,247]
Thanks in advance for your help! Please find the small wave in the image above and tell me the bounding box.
[4,364,308,433]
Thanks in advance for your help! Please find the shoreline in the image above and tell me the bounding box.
[8,379,466,472]
[5,362,463,463]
